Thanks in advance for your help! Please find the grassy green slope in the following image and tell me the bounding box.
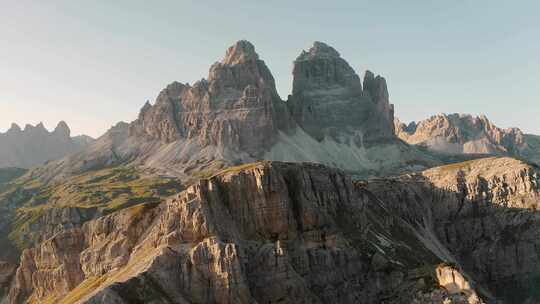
[0,165,183,259]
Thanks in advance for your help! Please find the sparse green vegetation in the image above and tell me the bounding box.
[0,165,183,253]
[58,275,108,304]
[0,167,27,184]
[211,161,269,178]
[2,166,182,212]
[436,158,484,172]
[525,134,540,149]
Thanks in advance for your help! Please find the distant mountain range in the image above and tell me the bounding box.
[395,114,540,165]
[0,121,95,169]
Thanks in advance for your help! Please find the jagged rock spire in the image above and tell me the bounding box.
[130,40,292,155]
[292,41,361,94]
[296,41,341,61]
[289,42,395,143]
[53,121,71,137]
[7,123,22,133]
[222,40,259,65]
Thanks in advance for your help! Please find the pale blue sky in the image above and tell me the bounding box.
[1,1,539,137]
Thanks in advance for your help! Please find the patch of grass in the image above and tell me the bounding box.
[436,159,483,173]
[0,167,27,184]
[1,165,183,252]
[6,166,182,211]
[211,161,269,178]
[525,134,540,149]
[8,205,49,249]
[58,275,108,304]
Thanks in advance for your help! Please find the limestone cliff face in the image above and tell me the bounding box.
[367,157,540,303]
[130,40,292,157]
[395,114,536,161]
[33,41,429,183]
[0,122,95,169]
[6,162,486,304]
[288,42,395,144]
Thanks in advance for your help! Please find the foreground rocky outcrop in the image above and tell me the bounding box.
[130,40,292,156]
[5,161,497,304]
[395,114,540,165]
[367,157,540,303]
[0,122,95,169]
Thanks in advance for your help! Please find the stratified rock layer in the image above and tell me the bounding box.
[395,114,536,161]
[7,161,491,304]
[367,157,540,303]
[130,40,292,157]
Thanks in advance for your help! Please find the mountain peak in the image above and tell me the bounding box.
[296,41,340,61]
[364,70,375,82]
[36,122,46,130]
[363,71,389,105]
[7,123,22,133]
[53,121,71,137]
[24,123,47,132]
[222,40,259,65]
[289,43,396,143]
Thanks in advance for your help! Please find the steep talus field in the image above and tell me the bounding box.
[6,161,487,304]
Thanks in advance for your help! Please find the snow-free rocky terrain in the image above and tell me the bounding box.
[28,40,440,184]
[1,41,539,303]
[2,157,540,303]
[395,114,540,165]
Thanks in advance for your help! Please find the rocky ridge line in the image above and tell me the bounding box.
[0,121,95,169]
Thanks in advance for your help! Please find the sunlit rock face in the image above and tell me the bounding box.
[130,40,293,158]
[395,113,535,158]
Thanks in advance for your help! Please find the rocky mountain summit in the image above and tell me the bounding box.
[2,157,539,303]
[395,114,540,164]
[0,121,95,169]
[130,40,291,155]
[288,42,394,143]
[32,41,437,183]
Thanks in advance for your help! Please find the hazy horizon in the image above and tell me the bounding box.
[1,1,539,138]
